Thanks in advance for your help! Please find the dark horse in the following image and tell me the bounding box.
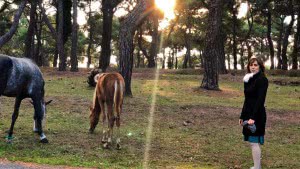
[0,54,51,143]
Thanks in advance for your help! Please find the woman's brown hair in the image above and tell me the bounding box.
[246,57,265,74]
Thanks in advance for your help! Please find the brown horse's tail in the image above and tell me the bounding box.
[113,80,124,116]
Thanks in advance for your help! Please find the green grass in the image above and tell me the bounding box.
[0,69,299,168]
[137,73,299,111]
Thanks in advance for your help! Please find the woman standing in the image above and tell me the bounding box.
[239,57,269,169]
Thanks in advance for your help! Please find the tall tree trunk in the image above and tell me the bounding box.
[227,54,231,70]
[183,29,191,69]
[100,1,114,71]
[138,27,150,61]
[100,0,122,72]
[0,0,27,48]
[63,0,72,44]
[53,4,59,68]
[35,12,43,66]
[39,0,56,38]
[276,16,285,69]
[141,54,145,68]
[167,50,172,69]
[183,14,193,69]
[232,0,238,70]
[201,0,224,90]
[227,38,232,70]
[276,16,284,69]
[240,5,253,67]
[71,0,78,72]
[162,48,165,69]
[200,50,204,69]
[56,0,71,70]
[292,15,300,69]
[86,0,92,68]
[86,35,92,68]
[148,13,159,68]
[171,48,175,68]
[119,0,154,96]
[282,13,294,70]
[25,0,37,59]
[58,0,66,71]
[38,0,57,66]
[246,41,252,60]
[218,31,227,74]
[53,49,58,67]
[119,31,134,96]
[175,49,178,69]
[240,43,245,70]
[136,49,141,68]
[175,56,178,69]
[260,37,264,56]
[266,10,275,69]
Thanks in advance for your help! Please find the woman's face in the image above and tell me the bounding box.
[249,60,260,73]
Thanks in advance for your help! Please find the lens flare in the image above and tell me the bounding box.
[143,67,160,169]
[143,4,168,167]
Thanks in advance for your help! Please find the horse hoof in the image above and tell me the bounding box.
[116,144,121,150]
[40,138,49,143]
[102,143,109,149]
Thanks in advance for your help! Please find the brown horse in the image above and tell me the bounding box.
[89,72,125,149]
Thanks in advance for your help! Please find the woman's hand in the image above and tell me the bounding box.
[248,119,255,125]
[239,119,243,126]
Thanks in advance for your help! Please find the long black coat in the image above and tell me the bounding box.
[240,71,268,136]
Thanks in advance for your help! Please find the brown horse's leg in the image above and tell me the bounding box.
[100,101,107,144]
[103,102,114,149]
[116,105,121,150]
[108,103,115,144]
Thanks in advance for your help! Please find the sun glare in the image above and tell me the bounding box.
[155,0,176,29]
